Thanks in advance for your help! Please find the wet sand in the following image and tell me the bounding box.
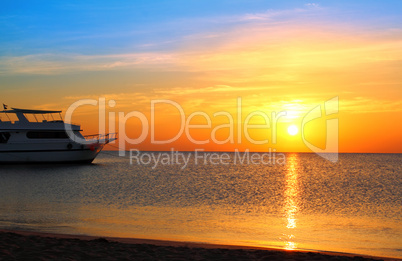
[0,229,396,261]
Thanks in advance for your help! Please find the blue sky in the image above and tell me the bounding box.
[1,0,401,56]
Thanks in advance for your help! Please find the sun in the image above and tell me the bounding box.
[287,125,299,136]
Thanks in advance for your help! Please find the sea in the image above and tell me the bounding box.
[0,152,401,259]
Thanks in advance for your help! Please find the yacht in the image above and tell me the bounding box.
[0,108,117,163]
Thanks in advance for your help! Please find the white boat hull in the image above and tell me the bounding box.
[0,146,104,164]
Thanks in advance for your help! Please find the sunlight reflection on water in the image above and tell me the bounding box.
[283,153,299,250]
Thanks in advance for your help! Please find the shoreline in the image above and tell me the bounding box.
[0,229,398,261]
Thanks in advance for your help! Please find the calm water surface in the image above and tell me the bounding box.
[0,152,401,258]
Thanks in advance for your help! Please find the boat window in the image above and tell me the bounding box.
[26,131,69,139]
[0,132,10,143]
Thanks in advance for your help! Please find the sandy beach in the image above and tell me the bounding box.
[0,229,396,261]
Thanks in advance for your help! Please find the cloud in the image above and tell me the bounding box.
[2,26,400,78]
[305,3,320,9]
[340,97,402,113]
[0,4,332,75]
[0,52,180,75]
[56,85,401,122]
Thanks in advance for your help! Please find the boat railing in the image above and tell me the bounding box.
[84,133,118,143]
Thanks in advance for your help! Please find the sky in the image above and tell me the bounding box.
[0,0,401,153]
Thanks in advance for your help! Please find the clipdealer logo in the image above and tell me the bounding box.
[63,96,339,167]
[64,97,287,150]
